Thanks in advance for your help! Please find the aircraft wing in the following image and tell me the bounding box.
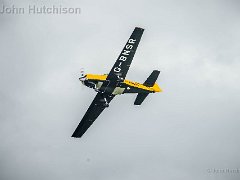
[107,27,144,82]
[72,93,115,138]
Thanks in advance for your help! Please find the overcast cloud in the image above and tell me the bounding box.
[0,0,240,180]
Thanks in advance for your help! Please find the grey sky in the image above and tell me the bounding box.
[1,0,240,180]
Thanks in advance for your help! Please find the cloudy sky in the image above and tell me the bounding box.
[1,0,240,179]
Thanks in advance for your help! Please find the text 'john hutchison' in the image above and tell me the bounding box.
[0,4,81,14]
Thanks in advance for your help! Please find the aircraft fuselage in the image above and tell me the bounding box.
[81,74,161,95]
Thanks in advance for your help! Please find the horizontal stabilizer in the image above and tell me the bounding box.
[143,70,160,87]
[134,93,149,105]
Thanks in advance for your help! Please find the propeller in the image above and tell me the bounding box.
[79,68,86,81]
[79,68,87,90]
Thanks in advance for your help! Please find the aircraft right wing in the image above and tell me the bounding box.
[107,27,144,82]
[72,93,115,138]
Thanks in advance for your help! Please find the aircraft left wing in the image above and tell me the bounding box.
[72,93,115,138]
[107,27,144,82]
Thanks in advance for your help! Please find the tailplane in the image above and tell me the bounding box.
[134,70,160,105]
[143,70,160,87]
[134,93,149,105]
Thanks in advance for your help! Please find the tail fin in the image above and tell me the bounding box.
[143,70,160,87]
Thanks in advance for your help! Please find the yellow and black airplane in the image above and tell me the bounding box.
[72,27,162,138]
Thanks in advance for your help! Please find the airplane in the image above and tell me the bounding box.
[72,27,162,138]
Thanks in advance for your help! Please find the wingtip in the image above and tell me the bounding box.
[135,27,145,31]
[71,135,82,138]
[71,132,83,138]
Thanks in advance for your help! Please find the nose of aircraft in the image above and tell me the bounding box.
[79,68,86,81]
